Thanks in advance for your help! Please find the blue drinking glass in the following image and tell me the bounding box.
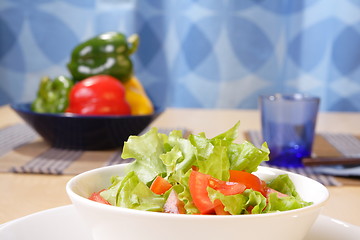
[259,94,320,168]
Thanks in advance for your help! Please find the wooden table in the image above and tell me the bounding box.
[0,105,360,226]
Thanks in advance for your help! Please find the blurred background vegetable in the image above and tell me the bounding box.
[31,76,73,113]
[30,31,154,116]
[124,76,154,115]
[67,32,139,83]
[66,75,131,116]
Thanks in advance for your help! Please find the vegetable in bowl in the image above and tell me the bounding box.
[66,122,328,240]
[67,32,138,83]
[89,122,312,215]
[31,75,74,113]
[65,75,131,115]
[30,31,154,116]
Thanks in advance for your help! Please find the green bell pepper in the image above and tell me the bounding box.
[67,32,139,83]
[31,76,74,113]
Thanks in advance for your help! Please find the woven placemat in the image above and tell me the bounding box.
[0,124,189,175]
[1,124,359,186]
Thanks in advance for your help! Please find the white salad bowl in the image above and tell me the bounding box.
[66,164,329,240]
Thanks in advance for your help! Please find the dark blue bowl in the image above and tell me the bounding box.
[11,103,162,150]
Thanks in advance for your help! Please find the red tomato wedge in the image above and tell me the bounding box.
[229,170,266,196]
[208,178,246,196]
[150,176,172,195]
[88,189,111,205]
[189,170,214,214]
[265,187,288,198]
[189,170,247,214]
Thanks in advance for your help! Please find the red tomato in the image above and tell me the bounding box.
[189,170,246,214]
[229,170,266,196]
[189,170,215,214]
[66,75,131,115]
[150,176,172,195]
[88,189,111,205]
[265,187,288,198]
[208,177,246,196]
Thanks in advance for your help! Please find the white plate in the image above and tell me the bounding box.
[0,205,359,240]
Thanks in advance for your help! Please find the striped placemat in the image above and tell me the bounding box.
[0,124,190,175]
[0,124,38,157]
[11,148,83,175]
[1,124,359,186]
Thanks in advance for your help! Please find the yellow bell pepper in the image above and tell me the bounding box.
[124,76,154,115]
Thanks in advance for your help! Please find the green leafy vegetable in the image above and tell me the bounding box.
[264,174,312,212]
[31,76,74,113]
[101,171,164,211]
[122,128,167,183]
[98,122,311,215]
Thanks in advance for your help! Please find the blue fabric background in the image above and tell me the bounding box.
[1,0,360,111]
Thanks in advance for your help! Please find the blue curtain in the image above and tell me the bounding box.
[1,0,360,111]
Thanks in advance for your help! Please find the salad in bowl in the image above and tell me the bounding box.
[87,122,311,215]
[67,122,328,240]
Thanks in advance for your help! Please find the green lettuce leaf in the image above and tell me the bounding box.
[99,175,123,206]
[207,188,247,215]
[110,122,304,215]
[228,141,269,173]
[188,134,214,161]
[267,174,301,199]
[160,144,183,174]
[242,189,267,214]
[122,128,166,183]
[212,121,240,143]
[165,130,197,174]
[208,188,267,215]
[264,174,312,212]
[264,193,312,213]
[169,169,199,214]
[197,145,230,181]
[101,171,165,211]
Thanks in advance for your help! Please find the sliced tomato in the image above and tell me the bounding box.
[213,199,230,215]
[189,170,215,214]
[150,176,172,195]
[265,187,288,198]
[208,178,246,195]
[229,170,266,196]
[88,189,111,205]
[189,170,247,214]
